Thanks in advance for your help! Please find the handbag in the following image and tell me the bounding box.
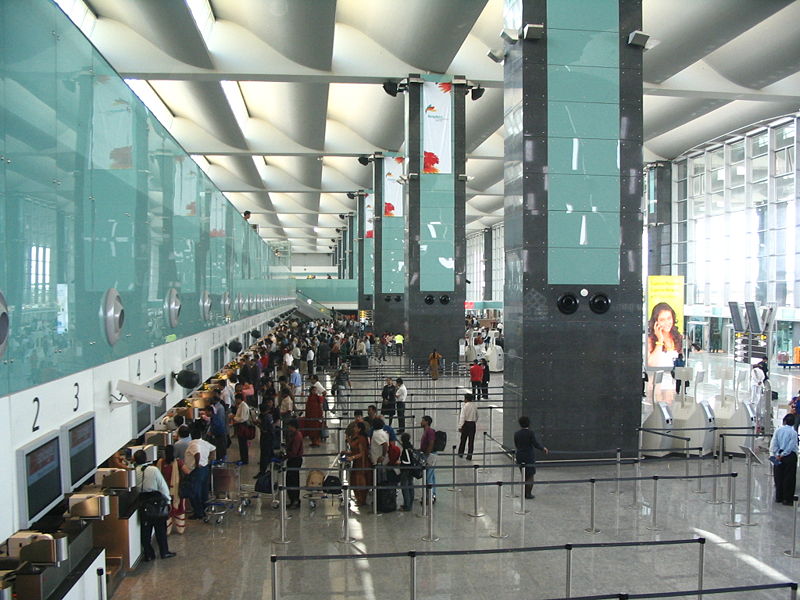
[237,422,256,440]
[140,491,170,520]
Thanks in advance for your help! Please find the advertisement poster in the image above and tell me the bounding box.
[383,156,405,217]
[422,81,453,175]
[364,193,374,238]
[646,275,685,368]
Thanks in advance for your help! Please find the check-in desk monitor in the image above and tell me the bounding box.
[62,414,96,490]
[17,433,64,527]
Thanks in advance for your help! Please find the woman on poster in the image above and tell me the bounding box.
[647,302,683,404]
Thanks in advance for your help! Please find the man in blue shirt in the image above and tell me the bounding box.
[289,365,303,398]
[770,414,798,505]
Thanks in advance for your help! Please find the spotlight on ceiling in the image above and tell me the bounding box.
[627,30,650,48]
[338,213,346,220]
[382,81,400,97]
[470,86,485,101]
[522,23,544,40]
[357,155,372,166]
[335,228,341,233]
[487,48,505,63]
[346,192,356,200]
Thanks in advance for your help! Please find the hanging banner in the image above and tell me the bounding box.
[422,82,453,175]
[365,193,375,238]
[646,276,685,368]
[383,156,405,217]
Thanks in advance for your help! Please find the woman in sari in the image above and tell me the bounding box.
[304,388,325,447]
[157,445,189,535]
[345,422,371,506]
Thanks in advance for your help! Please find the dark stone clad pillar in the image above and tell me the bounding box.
[502,0,643,456]
[404,75,467,367]
[484,227,493,301]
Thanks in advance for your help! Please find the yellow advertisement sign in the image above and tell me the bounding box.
[646,276,684,368]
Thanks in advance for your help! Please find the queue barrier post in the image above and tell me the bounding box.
[409,551,417,600]
[273,485,290,544]
[468,464,485,518]
[421,484,439,542]
[488,406,494,438]
[706,454,723,505]
[646,476,662,532]
[724,472,741,527]
[742,450,758,527]
[338,484,355,544]
[697,537,705,600]
[448,445,459,492]
[562,544,573,599]
[489,481,508,539]
[784,496,800,558]
[507,458,518,498]
[584,478,600,534]
[610,448,621,495]
[479,432,488,473]
[271,555,279,600]
[684,439,691,479]
[373,466,379,516]
[693,449,705,494]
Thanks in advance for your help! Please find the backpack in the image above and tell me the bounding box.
[433,429,447,452]
[248,406,260,426]
[387,442,401,465]
[410,450,426,479]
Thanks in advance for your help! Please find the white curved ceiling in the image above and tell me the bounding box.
[59,0,800,253]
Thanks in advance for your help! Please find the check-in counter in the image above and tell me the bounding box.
[91,489,140,581]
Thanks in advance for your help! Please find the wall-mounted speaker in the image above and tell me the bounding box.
[556,294,579,315]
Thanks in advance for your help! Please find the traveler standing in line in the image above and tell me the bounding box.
[469,360,483,398]
[185,427,216,519]
[428,349,443,380]
[419,415,437,501]
[394,332,404,356]
[514,416,548,499]
[334,365,352,416]
[209,393,228,461]
[480,358,490,399]
[156,445,189,535]
[173,425,191,462]
[399,432,416,511]
[231,393,252,464]
[285,419,304,508]
[770,414,798,505]
[381,377,397,426]
[134,449,176,561]
[395,377,408,433]
[306,345,316,377]
[458,394,478,460]
[344,421,371,507]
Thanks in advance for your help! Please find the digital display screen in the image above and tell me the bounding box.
[136,400,152,435]
[69,419,96,486]
[26,438,62,520]
[152,377,167,418]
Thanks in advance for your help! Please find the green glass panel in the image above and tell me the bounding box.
[548,248,620,285]
[548,138,620,175]
[0,0,293,395]
[296,280,357,304]
[548,174,620,213]
[547,66,620,103]
[547,29,619,68]
[419,173,455,292]
[548,101,619,140]
[364,238,374,295]
[382,216,405,294]
[547,0,619,32]
[548,211,620,249]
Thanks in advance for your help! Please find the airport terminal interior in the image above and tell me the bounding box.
[2,0,800,599]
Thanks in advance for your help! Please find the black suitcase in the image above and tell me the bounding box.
[350,355,369,369]
[376,470,397,512]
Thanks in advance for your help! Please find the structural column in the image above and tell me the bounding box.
[645,162,672,276]
[346,213,355,279]
[404,75,467,366]
[373,153,406,334]
[502,0,643,455]
[357,190,375,313]
[484,228,493,301]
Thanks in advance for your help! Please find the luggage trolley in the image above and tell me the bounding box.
[205,461,253,524]
[303,457,345,510]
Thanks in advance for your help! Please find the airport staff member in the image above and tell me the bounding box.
[514,416,548,499]
[770,414,798,505]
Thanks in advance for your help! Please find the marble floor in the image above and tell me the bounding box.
[114,356,799,600]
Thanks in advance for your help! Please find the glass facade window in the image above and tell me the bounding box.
[672,115,799,311]
[466,233,484,303]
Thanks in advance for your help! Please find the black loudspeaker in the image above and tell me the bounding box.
[556,294,579,315]
[424,295,435,305]
[439,295,450,305]
[589,294,611,314]
[173,369,201,389]
[364,295,372,302]
[385,295,392,302]
[250,329,261,339]
[394,295,402,302]
[228,340,243,353]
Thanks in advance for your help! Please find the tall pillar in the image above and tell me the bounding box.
[336,237,343,278]
[373,153,406,334]
[357,190,375,312]
[502,0,643,455]
[484,228,493,301]
[346,213,355,279]
[404,75,467,366]
[645,162,672,276]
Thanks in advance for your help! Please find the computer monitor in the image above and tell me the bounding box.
[151,376,168,420]
[135,400,153,438]
[16,432,64,528]
[61,414,96,490]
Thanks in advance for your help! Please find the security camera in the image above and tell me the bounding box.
[117,380,167,407]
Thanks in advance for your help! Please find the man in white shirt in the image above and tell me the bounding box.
[306,346,315,376]
[133,450,175,560]
[370,418,390,466]
[457,393,479,460]
[395,377,408,433]
[185,428,216,519]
